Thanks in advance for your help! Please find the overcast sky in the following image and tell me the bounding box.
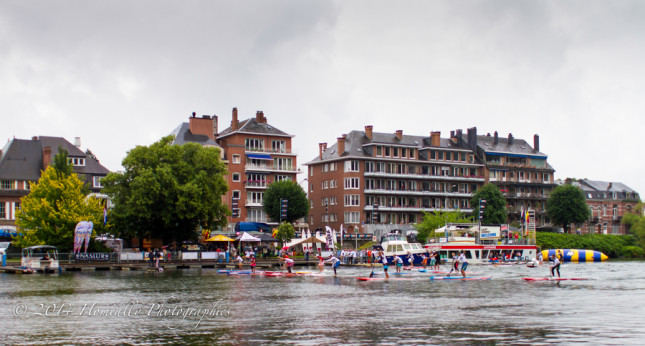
[2,1,644,196]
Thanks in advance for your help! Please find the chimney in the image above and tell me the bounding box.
[467,127,478,151]
[189,113,216,141]
[337,135,346,157]
[494,131,499,145]
[508,133,514,145]
[256,111,262,123]
[395,130,403,140]
[212,115,219,138]
[231,108,239,130]
[74,137,81,148]
[43,146,52,168]
[261,111,267,123]
[607,182,613,191]
[533,134,539,152]
[365,125,373,140]
[430,131,441,147]
[319,142,327,159]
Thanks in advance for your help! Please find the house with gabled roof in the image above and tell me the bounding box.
[573,179,640,235]
[171,108,300,230]
[0,136,110,233]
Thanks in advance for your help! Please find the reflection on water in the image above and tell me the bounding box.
[2,261,645,344]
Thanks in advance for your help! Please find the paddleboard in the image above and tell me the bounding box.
[522,277,588,282]
[356,277,415,281]
[370,272,412,275]
[429,276,491,281]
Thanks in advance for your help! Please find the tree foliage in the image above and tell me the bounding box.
[263,180,308,223]
[414,211,473,244]
[274,222,295,245]
[101,136,229,245]
[471,183,507,224]
[622,202,645,249]
[546,184,590,233]
[13,166,104,251]
[52,146,74,177]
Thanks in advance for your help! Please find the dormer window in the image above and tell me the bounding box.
[68,157,85,166]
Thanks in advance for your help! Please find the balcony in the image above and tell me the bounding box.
[245,164,300,173]
[245,180,268,189]
[364,171,484,182]
[364,188,471,198]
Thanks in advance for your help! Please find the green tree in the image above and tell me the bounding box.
[52,146,74,177]
[622,202,645,248]
[13,166,104,251]
[263,180,308,223]
[471,183,507,224]
[274,222,296,245]
[546,184,590,233]
[101,136,229,245]
[414,211,473,243]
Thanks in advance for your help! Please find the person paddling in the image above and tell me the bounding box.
[456,250,468,278]
[550,254,561,278]
[324,254,341,276]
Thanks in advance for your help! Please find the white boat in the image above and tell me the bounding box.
[424,224,538,264]
[21,245,60,273]
[377,233,427,265]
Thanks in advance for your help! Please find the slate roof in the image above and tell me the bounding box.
[306,130,472,164]
[217,118,291,138]
[171,122,220,147]
[0,137,109,182]
[0,139,43,181]
[476,135,547,157]
[577,180,638,194]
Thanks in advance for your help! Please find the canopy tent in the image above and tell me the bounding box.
[237,232,261,242]
[205,234,235,242]
[290,235,326,246]
[251,232,279,242]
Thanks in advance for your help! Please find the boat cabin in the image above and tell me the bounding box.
[21,245,59,272]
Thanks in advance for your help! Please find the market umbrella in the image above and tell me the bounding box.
[237,232,261,242]
[205,234,235,242]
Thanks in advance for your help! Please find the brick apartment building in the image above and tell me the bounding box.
[464,128,557,226]
[573,179,640,235]
[305,126,486,238]
[0,136,110,235]
[171,108,300,230]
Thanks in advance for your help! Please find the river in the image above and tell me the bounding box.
[2,260,645,345]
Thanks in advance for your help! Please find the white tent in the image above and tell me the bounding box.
[237,232,261,242]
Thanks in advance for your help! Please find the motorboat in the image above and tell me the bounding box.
[377,233,427,265]
[21,245,60,273]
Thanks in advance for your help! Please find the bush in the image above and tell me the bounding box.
[536,232,641,258]
[622,246,645,258]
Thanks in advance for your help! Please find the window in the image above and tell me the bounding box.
[385,147,390,156]
[365,161,374,173]
[345,160,360,172]
[430,150,436,160]
[401,148,407,158]
[330,196,338,205]
[344,178,359,189]
[93,176,103,188]
[25,181,32,190]
[232,173,241,182]
[438,151,443,160]
[0,203,4,219]
[1,180,15,190]
[232,155,241,164]
[344,194,360,206]
[330,180,337,188]
[613,205,618,216]
[446,152,451,161]
[249,192,264,204]
[409,149,415,159]
[68,157,85,166]
[275,175,290,182]
[274,157,293,171]
[376,146,383,157]
[245,138,264,151]
[344,211,360,224]
[393,147,398,157]
[271,140,286,153]
[612,224,619,235]
[232,190,241,199]
[323,181,329,189]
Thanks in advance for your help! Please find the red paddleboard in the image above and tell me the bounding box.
[522,277,588,282]
[429,276,491,281]
[356,277,414,281]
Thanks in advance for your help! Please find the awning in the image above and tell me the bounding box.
[247,153,272,160]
